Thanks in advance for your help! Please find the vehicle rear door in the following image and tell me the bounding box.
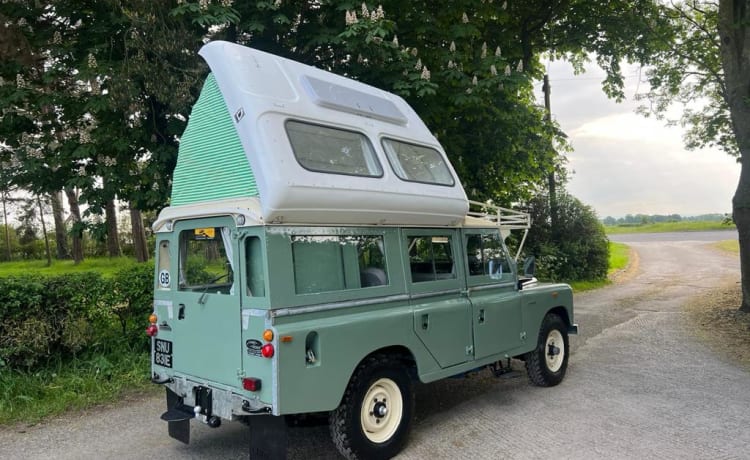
[169,217,242,386]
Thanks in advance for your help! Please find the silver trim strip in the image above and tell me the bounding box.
[271,294,411,318]
[468,282,516,293]
[408,289,462,300]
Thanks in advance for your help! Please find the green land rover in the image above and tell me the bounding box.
[148,41,577,459]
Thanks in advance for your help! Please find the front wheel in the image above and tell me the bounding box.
[525,313,569,386]
[329,354,414,460]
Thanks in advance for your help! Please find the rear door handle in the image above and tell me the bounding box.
[178,304,185,320]
[421,314,429,330]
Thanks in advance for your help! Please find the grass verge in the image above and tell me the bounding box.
[684,282,750,372]
[605,221,734,234]
[0,257,139,278]
[0,346,155,426]
[713,239,739,254]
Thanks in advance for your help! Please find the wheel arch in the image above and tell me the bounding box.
[547,305,571,327]
[348,345,417,385]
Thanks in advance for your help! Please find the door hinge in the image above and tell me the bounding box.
[465,345,474,355]
[520,331,527,341]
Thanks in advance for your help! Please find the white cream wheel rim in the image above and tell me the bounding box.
[545,329,565,372]
[360,378,403,443]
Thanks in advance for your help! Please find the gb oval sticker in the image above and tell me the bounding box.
[158,270,171,288]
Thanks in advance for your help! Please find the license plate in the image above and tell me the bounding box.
[154,339,173,368]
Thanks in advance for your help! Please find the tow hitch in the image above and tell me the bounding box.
[161,386,221,444]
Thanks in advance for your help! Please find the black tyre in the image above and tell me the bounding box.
[329,354,414,460]
[525,313,569,387]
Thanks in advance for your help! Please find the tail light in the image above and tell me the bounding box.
[261,343,275,358]
[242,377,262,392]
[146,313,158,337]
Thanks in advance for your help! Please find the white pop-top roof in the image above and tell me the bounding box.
[197,41,468,226]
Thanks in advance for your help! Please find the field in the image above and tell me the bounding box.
[604,220,735,234]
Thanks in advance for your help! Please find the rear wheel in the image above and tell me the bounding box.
[526,313,569,386]
[329,354,413,460]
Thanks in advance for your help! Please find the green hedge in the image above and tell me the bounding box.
[0,263,154,370]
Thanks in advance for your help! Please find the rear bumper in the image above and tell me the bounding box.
[154,373,272,421]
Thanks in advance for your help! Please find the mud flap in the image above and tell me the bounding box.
[247,415,288,459]
[161,387,193,444]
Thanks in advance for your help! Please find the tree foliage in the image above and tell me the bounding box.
[637,1,736,155]
[1,0,673,211]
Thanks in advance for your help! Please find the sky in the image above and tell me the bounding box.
[539,60,740,219]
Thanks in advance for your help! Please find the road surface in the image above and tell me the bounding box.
[0,231,746,459]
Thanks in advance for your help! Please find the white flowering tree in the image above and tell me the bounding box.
[0,0,209,262]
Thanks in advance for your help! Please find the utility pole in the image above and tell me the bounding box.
[543,74,558,236]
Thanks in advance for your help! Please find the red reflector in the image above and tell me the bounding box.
[146,324,158,337]
[261,343,275,358]
[243,377,262,392]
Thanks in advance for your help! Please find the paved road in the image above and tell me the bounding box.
[608,229,737,243]
[1,232,747,459]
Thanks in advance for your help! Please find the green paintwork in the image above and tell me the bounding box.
[171,73,258,206]
[152,220,575,417]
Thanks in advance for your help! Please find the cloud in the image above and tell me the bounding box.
[542,59,739,217]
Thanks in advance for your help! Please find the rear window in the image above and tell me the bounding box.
[178,227,234,293]
[286,121,383,177]
[382,138,455,186]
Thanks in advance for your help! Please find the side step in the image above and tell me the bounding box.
[488,358,522,379]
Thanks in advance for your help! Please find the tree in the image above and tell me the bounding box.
[718,0,750,312]
[637,1,750,312]
[523,189,609,281]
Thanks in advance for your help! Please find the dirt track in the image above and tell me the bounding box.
[1,231,747,459]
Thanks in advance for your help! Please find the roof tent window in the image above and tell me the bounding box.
[382,138,455,186]
[286,121,383,177]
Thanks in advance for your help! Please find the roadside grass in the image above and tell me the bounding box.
[568,242,630,293]
[607,242,630,274]
[605,220,735,234]
[0,256,139,278]
[0,345,155,425]
[713,239,739,254]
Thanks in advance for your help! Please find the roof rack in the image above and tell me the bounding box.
[467,200,531,262]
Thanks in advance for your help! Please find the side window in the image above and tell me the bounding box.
[292,235,388,294]
[466,232,512,281]
[286,121,383,177]
[408,235,456,282]
[245,236,266,297]
[178,227,235,293]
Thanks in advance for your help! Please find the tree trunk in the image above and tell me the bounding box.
[36,195,52,267]
[64,187,84,264]
[105,198,122,257]
[543,74,558,238]
[130,203,149,263]
[1,190,10,261]
[50,190,69,259]
[719,0,750,312]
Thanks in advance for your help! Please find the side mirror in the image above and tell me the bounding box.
[522,256,536,278]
